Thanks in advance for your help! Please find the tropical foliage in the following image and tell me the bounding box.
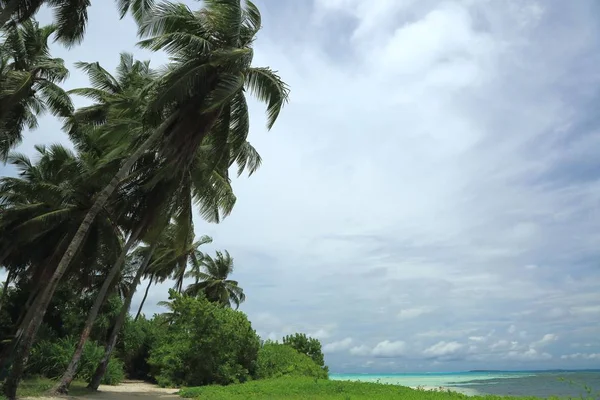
[0,0,295,398]
[179,377,570,400]
[185,250,245,309]
[255,342,329,380]
[148,290,260,387]
[283,333,327,372]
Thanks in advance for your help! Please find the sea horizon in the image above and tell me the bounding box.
[330,369,600,397]
[331,368,600,374]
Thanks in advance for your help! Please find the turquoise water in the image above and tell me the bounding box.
[330,371,600,397]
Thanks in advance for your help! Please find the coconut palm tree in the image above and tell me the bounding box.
[0,0,90,44]
[185,250,245,309]
[0,20,73,160]
[0,0,159,45]
[0,143,123,377]
[3,1,288,397]
[86,227,212,390]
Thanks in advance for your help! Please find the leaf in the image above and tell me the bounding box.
[245,67,289,129]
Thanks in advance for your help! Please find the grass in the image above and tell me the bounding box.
[178,377,562,400]
[0,377,92,399]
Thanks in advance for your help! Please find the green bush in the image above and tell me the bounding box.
[283,333,328,374]
[117,316,163,381]
[26,336,125,385]
[178,377,559,400]
[255,342,328,380]
[147,290,260,387]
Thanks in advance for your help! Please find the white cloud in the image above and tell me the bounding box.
[570,305,600,315]
[14,0,600,373]
[309,328,333,340]
[533,334,558,347]
[349,345,371,356]
[508,325,517,334]
[468,336,486,342]
[505,349,552,361]
[371,340,407,358]
[423,341,464,357]
[323,338,353,353]
[561,353,600,360]
[397,306,434,320]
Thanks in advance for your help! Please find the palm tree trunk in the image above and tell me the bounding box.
[0,1,18,29]
[88,242,157,391]
[134,275,153,322]
[0,269,14,314]
[52,228,142,395]
[0,264,52,377]
[2,119,171,400]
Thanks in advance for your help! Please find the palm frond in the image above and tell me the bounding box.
[36,80,74,117]
[245,67,289,129]
[48,0,91,46]
[74,61,121,93]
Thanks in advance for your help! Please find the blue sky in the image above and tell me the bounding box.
[2,0,600,373]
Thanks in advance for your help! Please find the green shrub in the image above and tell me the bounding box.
[26,336,125,385]
[178,377,564,400]
[117,316,163,381]
[255,342,328,380]
[282,333,328,374]
[147,290,260,387]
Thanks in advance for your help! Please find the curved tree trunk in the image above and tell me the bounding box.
[88,243,157,390]
[0,269,14,314]
[134,275,153,322]
[0,1,19,33]
[0,264,53,378]
[1,121,168,400]
[52,227,142,395]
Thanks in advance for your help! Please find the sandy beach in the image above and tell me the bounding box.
[23,381,178,400]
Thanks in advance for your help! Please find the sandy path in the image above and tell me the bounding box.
[26,381,179,400]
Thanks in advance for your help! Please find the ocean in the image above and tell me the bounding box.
[330,370,600,397]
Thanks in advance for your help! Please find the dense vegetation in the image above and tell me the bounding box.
[0,0,312,399]
[178,378,566,400]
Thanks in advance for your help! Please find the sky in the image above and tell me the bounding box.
[2,0,600,373]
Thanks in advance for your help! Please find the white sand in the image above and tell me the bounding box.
[22,381,178,399]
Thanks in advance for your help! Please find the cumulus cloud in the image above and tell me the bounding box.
[469,336,486,342]
[349,345,371,356]
[323,338,353,353]
[397,307,434,320]
[12,0,600,373]
[505,349,552,361]
[371,341,407,358]
[424,341,464,357]
[561,353,600,360]
[533,334,559,347]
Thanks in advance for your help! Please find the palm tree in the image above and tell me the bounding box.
[50,56,164,394]
[86,227,212,390]
[0,0,158,45]
[3,1,288,397]
[0,143,123,377]
[185,250,245,309]
[0,0,90,44]
[0,20,73,160]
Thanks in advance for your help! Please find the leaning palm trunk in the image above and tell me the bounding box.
[88,242,157,390]
[0,282,43,379]
[0,1,19,29]
[0,269,14,313]
[1,117,172,400]
[0,262,56,374]
[134,275,153,321]
[52,228,143,395]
